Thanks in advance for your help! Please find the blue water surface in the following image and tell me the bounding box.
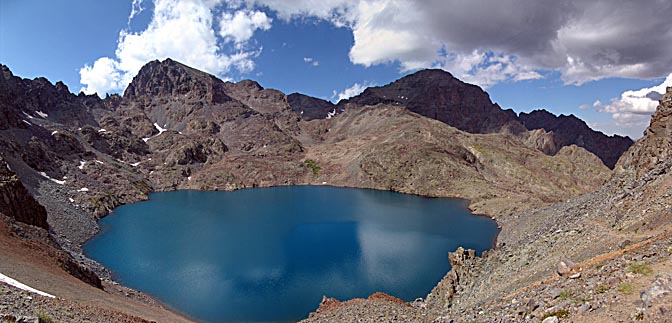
[83,186,498,323]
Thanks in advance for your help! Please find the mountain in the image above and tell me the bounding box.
[519,109,634,168]
[339,69,633,169]
[0,59,628,322]
[287,93,337,121]
[340,69,526,134]
[303,87,672,323]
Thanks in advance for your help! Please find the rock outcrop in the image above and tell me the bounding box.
[615,87,672,176]
[0,158,48,229]
[287,93,337,120]
[519,109,633,168]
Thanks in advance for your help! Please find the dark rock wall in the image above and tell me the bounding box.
[0,158,48,229]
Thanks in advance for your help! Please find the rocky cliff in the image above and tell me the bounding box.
[0,158,47,229]
[615,87,672,176]
[520,109,634,169]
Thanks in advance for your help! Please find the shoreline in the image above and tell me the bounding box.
[77,183,502,323]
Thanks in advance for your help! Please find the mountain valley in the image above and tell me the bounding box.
[1,58,669,323]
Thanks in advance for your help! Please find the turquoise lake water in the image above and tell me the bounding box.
[83,186,498,323]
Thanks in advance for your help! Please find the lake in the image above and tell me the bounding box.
[83,186,498,323]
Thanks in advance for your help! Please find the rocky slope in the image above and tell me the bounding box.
[301,88,672,323]
[340,69,634,169]
[520,109,634,169]
[0,59,636,322]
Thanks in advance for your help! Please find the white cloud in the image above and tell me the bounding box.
[333,82,372,102]
[593,100,602,107]
[219,10,271,46]
[79,57,125,96]
[245,0,672,87]
[303,57,319,66]
[80,0,270,96]
[596,73,672,137]
[128,0,146,25]
[439,51,542,89]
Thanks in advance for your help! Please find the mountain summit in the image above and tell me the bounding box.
[124,58,232,104]
[341,69,525,134]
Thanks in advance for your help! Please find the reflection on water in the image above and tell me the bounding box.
[84,186,498,323]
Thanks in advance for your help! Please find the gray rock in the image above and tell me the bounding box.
[641,272,672,307]
[541,316,559,323]
[578,302,592,313]
[557,259,575,276]
[549,288,562,299]
[16,317,39,323]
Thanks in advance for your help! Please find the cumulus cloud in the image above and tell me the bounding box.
[303,57,319,66]
[80,0,271,96]
[245,0,672,88]
[83,0,672,100]
[440,51,542,88]
[599,73,672,129]
[333,82,372,102]
[219,9,271,45]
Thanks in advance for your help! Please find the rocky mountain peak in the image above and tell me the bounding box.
[123,58,232,103]
[519,109,633,169]
[341,68,525,134]
[287,93,336,120]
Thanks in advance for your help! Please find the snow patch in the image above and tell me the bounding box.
[78,161,86,170]
[77,187,89,192]
[95,160,104,164]
[21,111,33,119]
[39,172,65,185]
[51,131,58,136]
[142,137,151,142]
[35,111,48,118]
[153,123,167,135]
[98,128,107,133]
[130,161,141,167]
[188,176,192,181]
[22,120,31,126]
[69,198,75,203]
[326,109,337,119]
[0,272,55,298]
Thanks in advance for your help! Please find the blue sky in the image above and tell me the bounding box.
[2,0,671,139]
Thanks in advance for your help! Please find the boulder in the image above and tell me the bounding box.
[557,259,576,276]
[541,316,559,323]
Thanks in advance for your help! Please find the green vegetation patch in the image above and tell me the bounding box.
[304,159,321,176]
[618,282,635,295]
[629,263,654,276]
[596,284,610,294]
[557,289,571,301]
[37,311,55,323]
[542,309,570,320]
